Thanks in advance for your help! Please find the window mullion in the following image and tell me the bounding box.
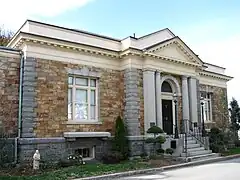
[72,82,75,121]
[88,78,91,120]
[95,80,98,120]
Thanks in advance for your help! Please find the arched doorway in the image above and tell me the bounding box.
[161,81,174,134]
[160,75,181,135]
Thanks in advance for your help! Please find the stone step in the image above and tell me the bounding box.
[187,153,220,162]
[187,137,194,140]
[187,143,201,149]
[187,147,205,152]
[181,150,212,157]
[187,140,197,144]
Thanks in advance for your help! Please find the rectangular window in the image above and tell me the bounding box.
[68,76,98,122]
[75,147,95,159]
[200,92,212,122]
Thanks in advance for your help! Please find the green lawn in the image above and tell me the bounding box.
[0,161,150,180]
[222,147,240,156]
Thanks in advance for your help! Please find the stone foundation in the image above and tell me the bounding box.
[17,135,183,164]
[18,138,66,163]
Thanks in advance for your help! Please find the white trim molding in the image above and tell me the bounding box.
[160,75,181,96]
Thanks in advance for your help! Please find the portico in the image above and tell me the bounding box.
[143,68,198,135]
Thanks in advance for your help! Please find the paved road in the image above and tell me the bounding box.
[118,158,240,180]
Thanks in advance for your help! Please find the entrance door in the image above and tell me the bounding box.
[162,100,173,135]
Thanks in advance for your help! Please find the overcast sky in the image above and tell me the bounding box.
[1,0,239,104]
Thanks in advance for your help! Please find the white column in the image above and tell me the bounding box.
[143,69,156,133]
[188,77,198,124]
[182,76,190,133]
[155,71,162,129]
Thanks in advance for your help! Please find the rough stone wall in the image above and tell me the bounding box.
[34,59,123,137]
[175,75,183,129]
[0,54,20,136]
[18,138,66,163]
[138,70,144,135]
[199,84,229,130]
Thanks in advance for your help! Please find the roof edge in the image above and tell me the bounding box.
[0,46,21,53]
[204,62,226,69]
[201,70,233,79]
[138,28,176,40]
[26,19,122,42]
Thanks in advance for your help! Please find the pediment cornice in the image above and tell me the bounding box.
[199,70,233,81]
[146,37,203,66]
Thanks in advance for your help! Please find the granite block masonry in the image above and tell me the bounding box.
[21,57,37,138]
[124,68,141,136]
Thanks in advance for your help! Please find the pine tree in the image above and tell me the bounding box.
[229,98,240,139]
[113,116,129,160]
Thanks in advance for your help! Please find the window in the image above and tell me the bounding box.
[200,92,212,122]
[75,147,95,159]
[161,81,172,93]
[68,76,98,122]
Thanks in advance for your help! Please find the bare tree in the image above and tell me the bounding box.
[0,25,13,46]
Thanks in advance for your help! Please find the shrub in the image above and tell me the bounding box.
[112,116,129,160]
[234,140,240,147]
[149,154,157,160]
[59,154,85,167]
[147,126,164,135]
[166,148,174,155]
[101,151,122,164]
[145,126,165,156]
[145,138,155,143]
[209,127,225,153]
[156,135,166,144]
[156,148,165,154]
[140,152,148,158]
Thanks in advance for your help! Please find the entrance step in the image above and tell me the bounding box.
[187,153,220,162]
[187,143,201,149]
[187,137,194,141]
[187,147,205,152]
[181,150,212,157]
[187,140,197,144]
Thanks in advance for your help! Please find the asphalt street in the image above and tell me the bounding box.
[118,158,240,180]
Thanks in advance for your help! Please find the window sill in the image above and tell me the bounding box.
[67,120,102,125]
[83,157,94,161]
[204,121,215,124]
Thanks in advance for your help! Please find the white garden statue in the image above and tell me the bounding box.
[33,150,40,170]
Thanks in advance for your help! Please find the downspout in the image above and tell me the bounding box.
[14,50,24,164]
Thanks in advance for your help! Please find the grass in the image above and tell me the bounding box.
[0,161,150,180]
[222,147,240,156]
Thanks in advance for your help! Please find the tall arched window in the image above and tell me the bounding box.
[161,81,172,93]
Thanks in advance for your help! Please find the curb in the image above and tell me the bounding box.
[78,154,240,180]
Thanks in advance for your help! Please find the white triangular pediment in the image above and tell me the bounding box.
[147,38,203,65]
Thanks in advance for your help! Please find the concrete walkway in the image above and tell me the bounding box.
[118,158,240,180]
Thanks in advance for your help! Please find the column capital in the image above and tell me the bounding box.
[182,75,189,80]
[156,70,162,74]
[143,67,156,72]
[189,76,197,79]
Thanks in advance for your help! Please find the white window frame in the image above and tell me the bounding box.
[68,75,98,123]
[201,93,213,122]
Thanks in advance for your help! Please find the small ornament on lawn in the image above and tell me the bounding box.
[33,150,41,170]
